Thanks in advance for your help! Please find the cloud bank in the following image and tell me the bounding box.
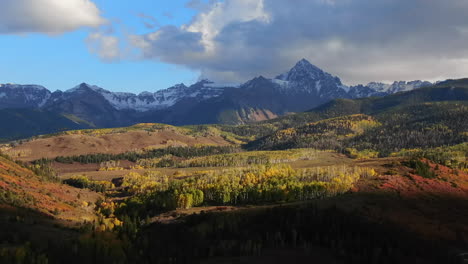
[130,0,468,84]
[0,0,105,34]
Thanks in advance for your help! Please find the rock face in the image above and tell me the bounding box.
[0,59,435,127]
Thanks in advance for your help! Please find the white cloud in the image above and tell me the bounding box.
[0,0,105,34]
[184,0,270,51]
[86,31,120,62]
[129,0,468,84]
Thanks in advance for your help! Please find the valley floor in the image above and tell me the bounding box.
[50,150,468,244]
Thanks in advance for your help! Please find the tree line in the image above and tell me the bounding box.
[49,145,241,164]
[118,164,376,217]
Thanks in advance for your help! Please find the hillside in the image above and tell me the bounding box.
[0,154,99,221]
[312,84,468,116]
[0,153,134,263]
[246,85,468,153]
[248,114,380,150]
[4,124,234,161]
[249,102,468,154]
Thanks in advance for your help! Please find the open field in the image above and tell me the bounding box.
[56,151,353,180]
[49,142,468,244]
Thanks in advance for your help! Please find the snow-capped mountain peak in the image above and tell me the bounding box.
[0,83,51,108]
[367,80,433,94]
[270,59,346,97]
[65,83,105,93]
[57,80,229,112]
[0,83,48,91]
[276,59,329,82]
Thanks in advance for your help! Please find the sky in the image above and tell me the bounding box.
[1,0,468,93]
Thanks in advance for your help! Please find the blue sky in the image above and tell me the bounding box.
[0,0,200,93]
[1,0,468,93]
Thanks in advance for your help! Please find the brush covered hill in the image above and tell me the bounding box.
[4,123,237,161]
[0,153,133,264]
[0,154,99,221]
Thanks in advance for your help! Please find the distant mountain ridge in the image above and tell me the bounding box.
[134,59,434,125]
[61,80,228,112]
[1,80,229,112]
[0,59,442,134]
[0,84,51,109]
[366,80,433,94]
[0,59,433,113]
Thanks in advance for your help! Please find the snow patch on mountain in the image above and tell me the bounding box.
[0,84,52,109]
[65,83,99,93]
[340,84,350,93]
[37,93,51,107]
[367,80,433,94]
[0,84,48,91]
[61,81,228,112]
[315,80,322,92]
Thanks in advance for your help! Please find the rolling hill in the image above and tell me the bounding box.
[3,123,235,161]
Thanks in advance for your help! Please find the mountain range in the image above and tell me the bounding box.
[0,59,437,140]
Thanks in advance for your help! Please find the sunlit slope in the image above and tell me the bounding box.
[4,124,236,161]
[0,154,99,221]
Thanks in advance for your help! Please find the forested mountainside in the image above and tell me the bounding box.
[248,102,467,155]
